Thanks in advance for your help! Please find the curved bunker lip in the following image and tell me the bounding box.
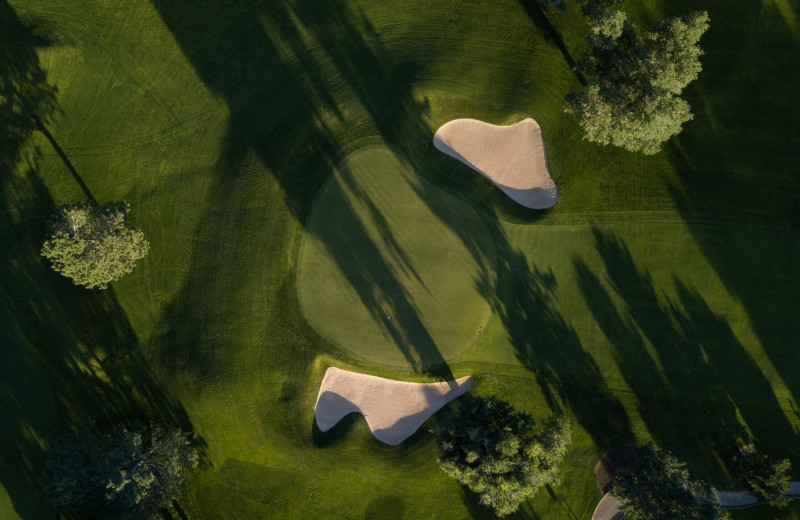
[433,118,558,209]
[314,367,474,446]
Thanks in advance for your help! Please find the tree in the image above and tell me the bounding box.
[611,444,730,520]
[735,445,792,508]
[41,200,150,289]
[565,8,709,154]
[43,423,199,519]
[435,395,571,517]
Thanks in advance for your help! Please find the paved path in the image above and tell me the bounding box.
[592,482,800,519]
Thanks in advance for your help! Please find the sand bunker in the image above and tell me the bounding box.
[433,118,558,209]
[314,367,474,446]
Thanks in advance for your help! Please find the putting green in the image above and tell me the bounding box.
[297,147,496,369]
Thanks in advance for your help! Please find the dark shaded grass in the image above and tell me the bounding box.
[1,0,799,518]
[573,226,799,484]
[656,1,800,475]
[0,165,195,519]
[0,5,196,518]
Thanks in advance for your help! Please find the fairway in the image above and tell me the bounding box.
[2,0,800,518]
[298,147,496,369]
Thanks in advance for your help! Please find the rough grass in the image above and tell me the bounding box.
[0,0,798,519]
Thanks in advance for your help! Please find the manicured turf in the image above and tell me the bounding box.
[458,217,799,484]
[1,0,799,518]
[298,147,495,369]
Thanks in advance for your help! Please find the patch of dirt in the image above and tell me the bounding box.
[595,446,638,493]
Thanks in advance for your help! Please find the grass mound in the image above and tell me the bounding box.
[297,147,496,370]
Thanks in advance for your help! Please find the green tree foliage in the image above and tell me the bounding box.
[565,8,709,154]
[43,423,199,519]
[735,446,792,508]
[435,396,571,517]
[611,444,730,520]
[41,200,150,289]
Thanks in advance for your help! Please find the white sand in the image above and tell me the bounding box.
[314,367,474,446]
[433,118,558,209]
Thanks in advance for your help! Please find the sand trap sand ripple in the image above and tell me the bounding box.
[314,367,474,446]
[434,118,558,209]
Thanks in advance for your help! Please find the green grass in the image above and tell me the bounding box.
[1,0,799,518]
[297,146,495,369]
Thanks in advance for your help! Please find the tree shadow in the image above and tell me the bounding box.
[574,226,798,483]
[0,5,197,516]
[658,0,800,425]
[516,0,587,86]
[460,485,550,519]
[484,223,633,450]
[311,413,363,448]
[0,0,57,176]
[149,0,464,380]
[364,495,405,520]
[0,1,94,199]
[34,118,95,201]
[0,162,197,519]
[218,458,295,504]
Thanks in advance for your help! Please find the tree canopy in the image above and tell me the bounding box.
[435,395,571,517]
[735,446,792,508]
[43,423,199,519]
[564,5,709,154]
[41,200,150,289]
[611,444,730,520]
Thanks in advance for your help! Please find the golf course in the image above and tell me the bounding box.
[1,0,799,518]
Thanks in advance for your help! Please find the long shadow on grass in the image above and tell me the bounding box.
[485,224,634,451]
[0,0,57,175]
[575,226,798,482]
[0,6,195,517]
[0,163,195,519]
[150,0,481,380]
[658,0,800,430]
[0,1,95,200]
[516,0,586,86]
